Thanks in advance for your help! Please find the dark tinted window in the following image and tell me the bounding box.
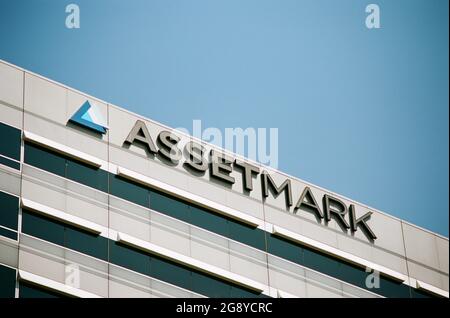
[110,175,149,207]
[410,288,434,298]
[303,246,341,278]
[109,242,150,275]
[0,155,20,170]
[22,210,108,261]
[0,264,16,298]
[377,277,412,298]
[66,158,108,193]
[267,235,303,264]
[24,142,66,177]
[19,282,65,298]
[65,225,108,261]
[229,221,265,251]
[0,227,17,240]
[150,255,192,290]
[150,190,190,222]
[0,122,21,160]
[0,191,18,230]
[22,210,65,246]
[190,205,229,238]
[191,270,230,298]
[24,142,108,192]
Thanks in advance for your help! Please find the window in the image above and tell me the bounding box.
[0,264,16,298]
[0,227,17,240]
[0,156,20,170]
[22,210,65,246]
[19,282,65,298]
[109,241,150,275]
[0,122,21,161]
[65,224,108,261]
[66,158,108,193]
[149,190,190,222]
[24,142,66,178]
[0,191,19,230]
[24,142,108,192]
[110,174,149,208]
[22,210,108,261]
[150,255,191,291]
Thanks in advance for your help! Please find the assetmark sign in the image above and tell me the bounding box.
[122,120,377,241]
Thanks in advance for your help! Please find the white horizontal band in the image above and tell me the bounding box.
[271,225,408,283]
[23,131,104,168]
[116,231,267,294]
[116,166,263,228]
[416,280,449,298]
[18,270,102,298]
[21,198,103,235]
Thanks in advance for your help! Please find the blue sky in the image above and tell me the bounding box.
[0,0,448,236]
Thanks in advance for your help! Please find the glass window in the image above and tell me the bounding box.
[65,225,108,261]
[0,264,16,298]
[410,288,434,298]
[150,255,192,291]
[19,282,65,298]
[0,227,17,240]
[229,221,266,251]
[0,122,21,160]
[377,277,412,298]
[22,210,65,246]
[110,175,149,208]
[230,286,261,298]
[0,155,20,170]
[267,235,303,265]
[109,242,150,276]
[149,190,190,222]
[190,205,229,238]
[303,246,341,279]
[338,261,367,290]
[24,142,66,178]
[66,158,108,193]
[0,191,18,230]
[191,270,231,298]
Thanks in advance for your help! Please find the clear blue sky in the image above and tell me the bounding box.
[0,0,448,236]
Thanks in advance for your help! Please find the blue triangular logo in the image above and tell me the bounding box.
[69,101,108,134]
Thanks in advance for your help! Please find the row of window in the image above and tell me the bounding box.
[21,142,437,298]
[0,122,21,170]
[0,122,437,298]
[21,209,265,298]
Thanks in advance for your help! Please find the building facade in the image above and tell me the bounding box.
[0,59,448,298]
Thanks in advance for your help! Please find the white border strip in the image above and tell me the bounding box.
[23,131,103,168]
[116,231,268,294]
[21,198,103,235]
[416,280,449,298]
[271,225,408,283]
[116,166,263,228]
[18,270,102,298]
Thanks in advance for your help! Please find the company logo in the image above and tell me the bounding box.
[69,101,108,134]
